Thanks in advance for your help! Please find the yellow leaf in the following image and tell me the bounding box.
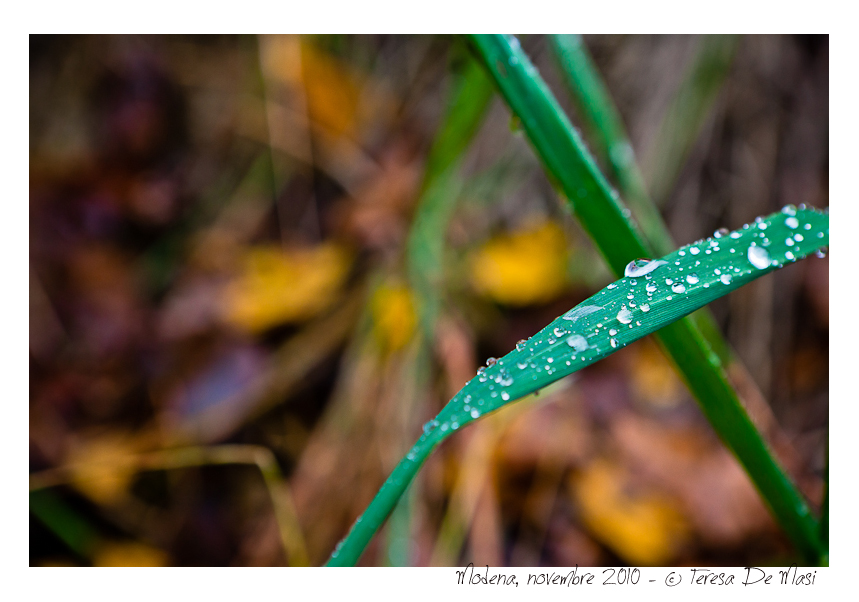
[571,459,688,565]
[469,222,569,306]
[94,542,169,567]
[67,432,138,505]
[370,281,416,352]
[222,243,351,333]
[259,36,361,139]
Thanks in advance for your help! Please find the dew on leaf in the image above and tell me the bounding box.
[747,244,770,270]
[624,258,668,278]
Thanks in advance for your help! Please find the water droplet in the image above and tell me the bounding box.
[747,244,770,270]
[686,274,699,285]
[617,306,633,324]
[646,282,657,294]
[486,357,497,367]
[804,223,812,230]
[794,233,804,242]
[665,278,674,285]
[640,303,650,312]
[627,293,634,300]
[720,274,733,285]
[679,250,686,257]
[441,423,449,432]
[782,204,797,216]
[672,283,686,294]
[609,328,618,336]
[785,216,799,229]
[610,338,618,348]
[500,392,510,401]
[562,304,602,322]
[607,283,617,289]
[547,336,556,344]
[566,334,589,352]
[730,231,741,239]
[690,247,700,255]
[816,248,827,258]
[517,361,528,369]
[624,258,668,278]
[553,326,566,337]
[714,227,729,238]
[471,408,480,419]
[817,231,824,238]
[666,295,673,300]
[451,422,459,431]
[516,339,527,351]
[785,237,795,246]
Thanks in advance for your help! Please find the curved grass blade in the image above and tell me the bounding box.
[326,207,828,566]
[468,34,824,564]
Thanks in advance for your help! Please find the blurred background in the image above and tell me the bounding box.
[29,34,828,567]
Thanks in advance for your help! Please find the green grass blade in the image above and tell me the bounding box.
[408,56,495,339]
[326,207,828,566]
[467,33,824,563]
[643,35,739,206]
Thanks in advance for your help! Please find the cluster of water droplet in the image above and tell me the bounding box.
[421,205,827,444]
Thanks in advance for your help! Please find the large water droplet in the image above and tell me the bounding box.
[566,334,589,352]
[624,258,668,278]
[714,227,729,238]
[690,247,700,255]
[785,216,799,229]
[471,408,480,419]
[501,392,510,401]
[747,244,770,270]
[617,306,633,324]
[785,237,795,246]
[646,282,657,294]
[686,274,699,284]
[640,303,650,312]
[720,274,733,285]
[671,283,686,294]
[486,357,497,367]
[609,328,618,336]
[610,338,618,348]
[562,304,602,322]
[516,339,527,351]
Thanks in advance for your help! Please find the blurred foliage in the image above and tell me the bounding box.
[30,34,828,567]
